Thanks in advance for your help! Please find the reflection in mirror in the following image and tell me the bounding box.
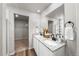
[46,4,64,40]
[48,20,53,33]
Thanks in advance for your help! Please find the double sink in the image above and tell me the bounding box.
[35,35,63,47]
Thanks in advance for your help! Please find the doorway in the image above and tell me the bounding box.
[48,20,53,33]
[14,14,29,56]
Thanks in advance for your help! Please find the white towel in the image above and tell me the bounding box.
[65,26,74,40]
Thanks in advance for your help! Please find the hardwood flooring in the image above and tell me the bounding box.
[15,49,37,56]
[15,39,28,52]
[26,49,37,56]
[15,39,36,56]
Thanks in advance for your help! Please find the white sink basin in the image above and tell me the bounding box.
[44,40,58,46]
[35,35,59,47]
[35,35,43,39]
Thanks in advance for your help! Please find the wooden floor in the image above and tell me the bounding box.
[15,48,37,56]
[15,39,36,56]
[15,39,28,52]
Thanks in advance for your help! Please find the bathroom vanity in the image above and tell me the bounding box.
[33,35,65,56]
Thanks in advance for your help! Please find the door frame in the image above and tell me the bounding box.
[14,13,29,54]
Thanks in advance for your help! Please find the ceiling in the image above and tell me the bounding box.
[7,3,51,13]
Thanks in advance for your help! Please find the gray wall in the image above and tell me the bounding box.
[15,20,28,40]
[0,3,2,56]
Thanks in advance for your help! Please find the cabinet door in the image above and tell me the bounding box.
[36,39,39,55]
[53,46,65,56]
[38,41,55,56]
[33,38,36,52]
[33,38,39,55]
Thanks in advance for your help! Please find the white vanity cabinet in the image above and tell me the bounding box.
[33,37,39,55]
[33,36,65,56]
[53,46,65,56]
[33,37,54,56]
[38,40,65,56]
[38,41,55,56]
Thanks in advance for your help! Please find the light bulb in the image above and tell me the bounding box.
[37,9,40,13]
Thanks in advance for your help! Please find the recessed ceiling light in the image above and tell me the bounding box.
[37,9,40,13]
[15,14,19,17]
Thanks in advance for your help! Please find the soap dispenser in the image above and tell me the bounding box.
[52,34,57,41]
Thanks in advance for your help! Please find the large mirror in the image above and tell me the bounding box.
[47,4,64,38]
[40,4,64,39]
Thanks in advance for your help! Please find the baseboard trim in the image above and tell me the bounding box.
[28,47,33,50]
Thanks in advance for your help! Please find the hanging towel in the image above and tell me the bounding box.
[65,26,74,40]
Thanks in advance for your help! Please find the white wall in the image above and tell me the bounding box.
[15,20,28,40]
[75,4,79,56]
[64,3,77,56]
[40,15,49,33]
[0,3,3,56]
[0,3,7,56]
[6,8,15,55]
[6,5,41,55]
